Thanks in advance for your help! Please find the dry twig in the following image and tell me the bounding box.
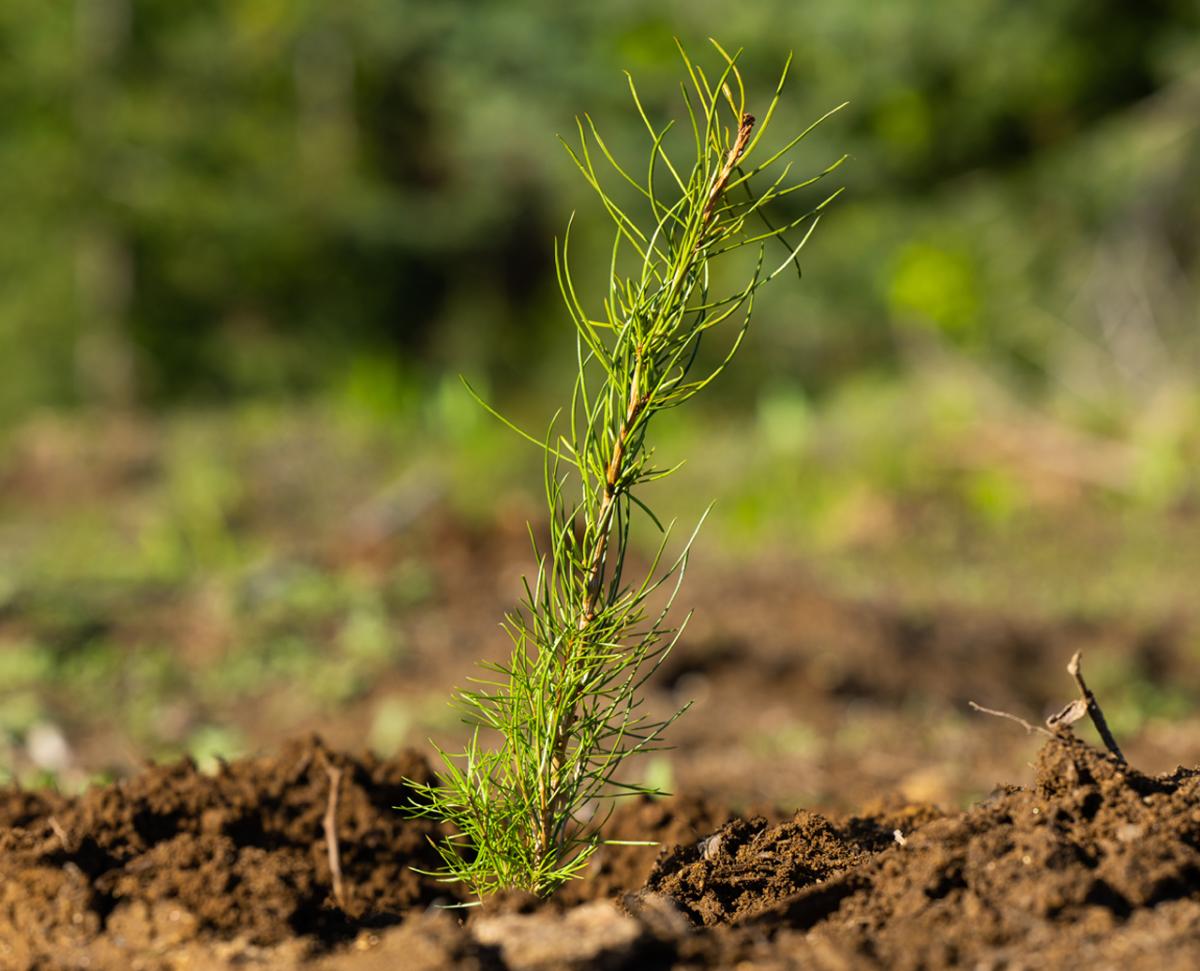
[319,755,346,909]
[1046,651,1126,763]
[968,702,1054,738]
[970,651,1126,767]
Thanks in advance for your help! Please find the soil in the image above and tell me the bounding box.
[0,738,453,968]
[5,732,1200,969]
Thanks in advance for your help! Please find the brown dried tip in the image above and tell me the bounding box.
[738,112,756,141]
[703,112,757,224]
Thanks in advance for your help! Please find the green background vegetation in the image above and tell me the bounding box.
[6,0,1199,420]
[3,1,1200,788]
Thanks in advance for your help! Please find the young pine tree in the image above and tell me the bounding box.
[408,41,844,899]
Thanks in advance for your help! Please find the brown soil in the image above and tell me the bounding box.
[0,738,454,969]
[656,735,1200,969]
[644,799,942,927]
[6,732,1200,969]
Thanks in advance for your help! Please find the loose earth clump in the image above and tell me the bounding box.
[4,733,1200,969]
[0,738,456,969]
[661,734,1200,969]
[643,810,883,926]
[829,734,1200,969]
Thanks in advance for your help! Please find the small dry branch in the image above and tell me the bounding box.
[319,755,346,909]
[1046,651,1126,763]
[970,650,1126,765]
[967,702,1053,738]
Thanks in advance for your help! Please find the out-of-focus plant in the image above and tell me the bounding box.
[406,41,844,898]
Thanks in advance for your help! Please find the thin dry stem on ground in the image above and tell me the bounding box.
[972,650,1126,765]
[320,754,346,910]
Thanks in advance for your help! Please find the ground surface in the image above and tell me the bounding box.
[5,734,1200,969]
[3,410,1200,967]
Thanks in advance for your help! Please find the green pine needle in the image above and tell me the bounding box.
[406,40,844,900]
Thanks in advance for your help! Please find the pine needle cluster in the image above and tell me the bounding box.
[407,41,844,899]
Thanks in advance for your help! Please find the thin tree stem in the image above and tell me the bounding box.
[539,114,759,868]
[581,352,645,627]
[580,112,755,630]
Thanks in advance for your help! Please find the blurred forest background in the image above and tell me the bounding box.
[2,1,1200,797]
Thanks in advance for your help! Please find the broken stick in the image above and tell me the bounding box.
[1046,651,1126,764]
[320,755,347,909]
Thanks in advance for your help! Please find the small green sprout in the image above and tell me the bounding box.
[407,40,844,899]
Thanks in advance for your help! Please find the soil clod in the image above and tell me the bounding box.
[0,738,453,969]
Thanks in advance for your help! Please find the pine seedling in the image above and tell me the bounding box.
[407,41,845,899]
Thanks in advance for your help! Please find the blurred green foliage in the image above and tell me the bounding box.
[3,0,1198,423]
[1,396,1198,785]
[5,1,1200,794]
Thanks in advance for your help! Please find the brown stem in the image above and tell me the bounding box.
[539,359,645,865]
[539,110,758,872]
[578,112,755,629]
[703,113,756,224]
[579,353,646,627]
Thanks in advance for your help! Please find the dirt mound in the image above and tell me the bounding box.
[663,734,1200,969]
[0,738,455,969]
[645,811,876,925]
[805,735,1200,968]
